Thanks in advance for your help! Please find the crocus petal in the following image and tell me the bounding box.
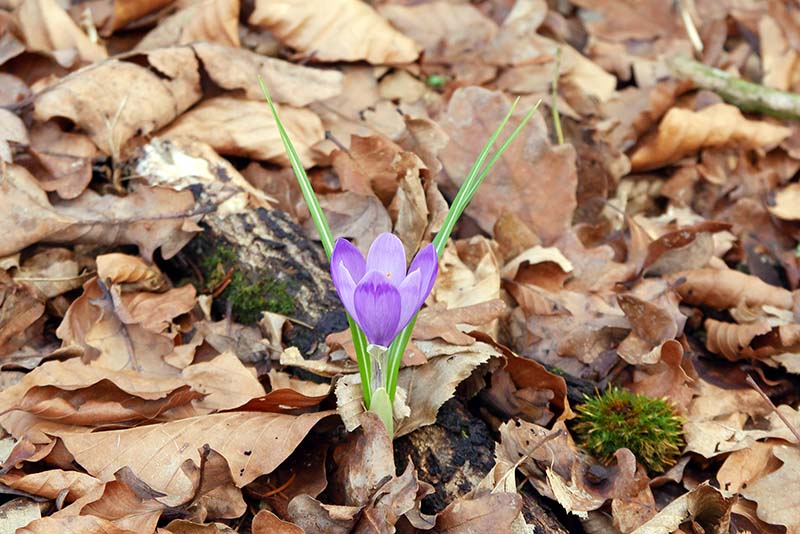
[396,268,422,332]
[407,243,438,307]
[353,270,401,347]
[331,238,366,283]
[333,261,358,319]
[366,233,407,284]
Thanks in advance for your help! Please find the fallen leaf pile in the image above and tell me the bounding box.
[2,0,800,532]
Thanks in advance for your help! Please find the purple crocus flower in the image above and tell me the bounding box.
[330,233,438,347]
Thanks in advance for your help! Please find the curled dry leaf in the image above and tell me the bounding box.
[670,268,793,310]
[630,339,693,413]
[96,253,164,289]
[478,331,571,425]
[431,237,501,310]
[249,0,420,65]
[34,46,202,155]
[162,96,324,169]
[54,411,334,502]
[683,379,800,458]
[136,0,239,50]
[705,319,800,361]
[0,358,196,425]
[0,468,102,503]
[16,0,107,66]
[630,103,791,171]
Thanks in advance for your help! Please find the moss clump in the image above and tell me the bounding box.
[200,245,294,324]
[572,386,684,473]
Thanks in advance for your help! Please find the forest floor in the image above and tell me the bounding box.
[1,0,800,533]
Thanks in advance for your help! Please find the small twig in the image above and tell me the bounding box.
[210,266,235,297]
[551,48,564,146]
[669,55,800,121]
[746,375,800,444]
[263,472,296,497]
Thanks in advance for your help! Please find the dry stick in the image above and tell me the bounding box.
[746,375,800,444]
[669,55,800,121]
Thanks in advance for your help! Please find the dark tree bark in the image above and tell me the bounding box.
[180,207,347,356]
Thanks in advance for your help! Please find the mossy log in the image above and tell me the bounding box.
[395,397,570,533]
[180,208,347,356]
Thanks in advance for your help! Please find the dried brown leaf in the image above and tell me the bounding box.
[434,492,522,533]
[0,271,44,353]
[631,483,733,534]
[0,468,103,503]
[1,166,200,260]
[16,0,107,66]
[249,0,420,64]
[0,108,27,162]
[317,191,392,255]
[768,182,800,220]
[96,253,164,289]
[34,47,201,155]
[252,510,303,534]
[162,96,324,169]
[192,43,342,107]
[439,87,577,242]
[55,411,334,502]
[26,121,97,199]
[741,445,800,531]
[17,515,136,534]
[630,103,791,171]
[414,300,506,347]
[136,0,239,50]
[671,268,793,310]
[180,352,266,413]
[331,412,394,507]
[287,494,359,534]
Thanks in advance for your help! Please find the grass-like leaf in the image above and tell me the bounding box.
[258,77,372,407]
[385,97,542,400]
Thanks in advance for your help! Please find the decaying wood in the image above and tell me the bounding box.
[181,208,347,356]
[395,397,569,533]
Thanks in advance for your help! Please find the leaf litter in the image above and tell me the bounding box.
[2,0,800,533]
